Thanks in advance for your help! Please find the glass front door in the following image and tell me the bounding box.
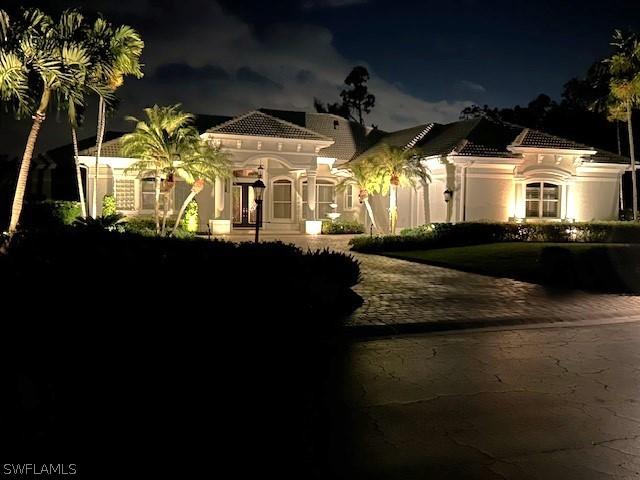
[232,183,257,226]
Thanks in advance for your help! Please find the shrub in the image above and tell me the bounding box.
[181,200,199,233]
[321,219,365,234]
[102,194,117,216]
[123,216,157,236]
[352,221,640,252]
[20,200,81,229]
[0,230,362,476]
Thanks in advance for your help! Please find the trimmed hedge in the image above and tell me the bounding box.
[321,219,365,234]
[2,229,361,325]
[350,221,640,253]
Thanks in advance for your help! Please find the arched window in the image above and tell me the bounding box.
[526,182,559,218]
[272,179,292,219]
[302,179,336,219]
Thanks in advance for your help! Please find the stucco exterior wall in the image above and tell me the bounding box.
[573,179,620,221]
[465,177,514,221]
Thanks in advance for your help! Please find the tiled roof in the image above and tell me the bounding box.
[78,135,125,158]
[512,128,594,150]
[70,109,625,168]
[77,114,230,158]
[585,149,630,165]
[353,124,435,162]
[259,108,378,162]
[207,110,331,141]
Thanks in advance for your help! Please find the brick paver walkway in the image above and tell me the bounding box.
[219,234,640,328]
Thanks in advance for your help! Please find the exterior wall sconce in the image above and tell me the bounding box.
[443,188,453,203]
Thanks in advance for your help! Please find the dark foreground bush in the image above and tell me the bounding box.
[351,221,640,252]
[322,219,365,234]
[539,244,640,293]
[20,200,81,228]
[0,230,361,478]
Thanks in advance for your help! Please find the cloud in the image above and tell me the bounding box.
[115,0,469,131]
[457,80,486,93]
[3,0,470,157]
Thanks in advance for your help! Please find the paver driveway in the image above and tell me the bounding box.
[219,234,640,328]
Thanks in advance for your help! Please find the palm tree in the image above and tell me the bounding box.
[0,8,91,234]
[86,18,144,217]
[169,144,231,236]
[370,144,427,234]
[121,105,230,236]
[606,29,640,220]
[337,158,382,232]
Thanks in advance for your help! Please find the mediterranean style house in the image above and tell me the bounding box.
[73,108,629,234]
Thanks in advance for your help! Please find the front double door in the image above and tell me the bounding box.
[232,183,258,227]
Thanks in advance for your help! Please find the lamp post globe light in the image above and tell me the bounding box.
[252,178,266,243]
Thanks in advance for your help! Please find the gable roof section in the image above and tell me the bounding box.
[207,110,331,141]
[511,128,594,151]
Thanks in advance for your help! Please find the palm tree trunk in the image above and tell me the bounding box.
[71,128,87,218]
[627,106,637,221]
[154,175,161,234]
[617,120,622,155]
[363,197,378,232]
[171,190,198,236]
[8,88,51,234]
[161,190,170,235]
[389,184,398,234]
[92,97,106,218]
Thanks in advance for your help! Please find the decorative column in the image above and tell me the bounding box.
[214,177,225,219]
[305,169,321,234]
[210,177,230,234]
[307,170,317,220]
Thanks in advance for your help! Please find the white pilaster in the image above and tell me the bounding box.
[307,170,317,220]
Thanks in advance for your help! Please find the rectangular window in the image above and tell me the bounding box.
[542,183,559,218]
[526,182,559,218]
[302,181,335,219]
[115,179,135,210]
[345,184,354,210]
[141,178,168,211]
[525,184,540,218]
[272,180,292,219]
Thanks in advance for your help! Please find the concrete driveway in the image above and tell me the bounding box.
[327,321,640,479]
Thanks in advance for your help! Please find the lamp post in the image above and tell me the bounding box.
[252,178,266,243]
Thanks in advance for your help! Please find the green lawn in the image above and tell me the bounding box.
[385,242,615,284]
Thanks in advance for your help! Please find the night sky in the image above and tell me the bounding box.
[2,0,640,157]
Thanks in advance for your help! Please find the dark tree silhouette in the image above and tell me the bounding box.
[313,97,350,119]
[314,66,376,125]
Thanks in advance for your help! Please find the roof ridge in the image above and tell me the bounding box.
[209,109,332,141]
[405,123,436,150]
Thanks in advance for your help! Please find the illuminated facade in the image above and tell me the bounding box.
[77,109,628,234]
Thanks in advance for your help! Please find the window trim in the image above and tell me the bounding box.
[525,181,560,219]
[271,177,293,221]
